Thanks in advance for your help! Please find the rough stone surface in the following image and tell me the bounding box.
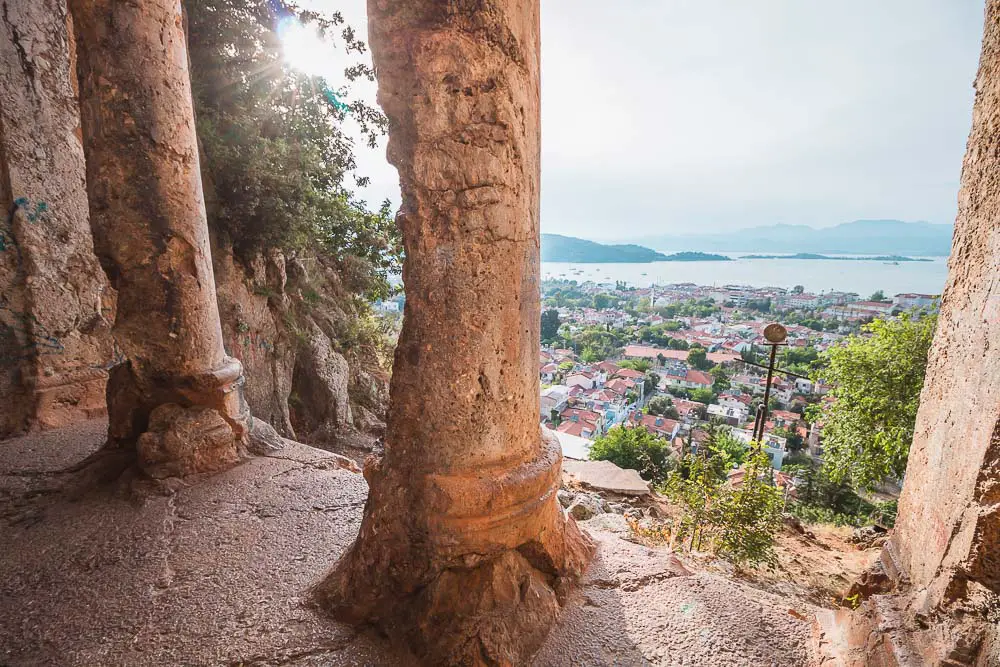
[136,404,239,479]
[563,459,652,496]
[0,421,415,666]
[72,0,229,382]
[568,493,605,521]
[246,415,285,455]
[0,0,114,438]
[212,243,391,448]
[215,247,297,437]
[533,523,816,667]
[69,0,259,467]
[314,1,594,663]
[293,319,353,439]
[1,422,821,667]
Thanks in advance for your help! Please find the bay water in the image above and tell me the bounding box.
[542,252,949,297]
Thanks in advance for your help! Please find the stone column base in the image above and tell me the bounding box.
[313,428,594,665]
[101,356,282,479]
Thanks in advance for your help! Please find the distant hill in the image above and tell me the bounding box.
[540,235,733,263]
[632,220,954,257]
[660,251,732,262]
[541,234,668,262]
[741,253,931,262]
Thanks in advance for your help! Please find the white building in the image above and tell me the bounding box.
[893,293,937,311]
[794,377,813,394]
[565,372,597,390]
[730,427,787,470]
[540,385,570,417]
[707,404,747,425]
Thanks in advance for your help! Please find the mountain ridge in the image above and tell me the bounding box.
[624,219,954,256]
[541,235,732,263]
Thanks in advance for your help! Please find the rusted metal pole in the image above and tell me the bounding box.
[756,342,779,443]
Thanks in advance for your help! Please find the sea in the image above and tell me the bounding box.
[542,252,949,297]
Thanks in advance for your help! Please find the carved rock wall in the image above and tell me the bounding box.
[214,246,297,438]
[0,0,114,438]
[213,243,388,447]
[891,0,1000,607]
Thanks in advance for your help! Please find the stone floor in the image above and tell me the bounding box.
[0,421,818,666]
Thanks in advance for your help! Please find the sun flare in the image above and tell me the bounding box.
[277,17,333,79]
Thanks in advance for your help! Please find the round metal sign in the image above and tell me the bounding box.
[763,322,788,344]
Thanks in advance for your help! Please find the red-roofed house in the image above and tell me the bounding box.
[566,370,597,390]
[604,378,632,396]
[561,407,602,425]
[706,351,741,365]
[672,398,707,420]
[771,410,801,428]
[557,420,597,439]
[614,368,645,380]
[594,361,621,375]
[540,362,559,383]
[662,368,713,391]
[629,413,680,439]
[557,406,604,439]
[623,345,687,362]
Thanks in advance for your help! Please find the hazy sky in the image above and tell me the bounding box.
[299,1,986,239]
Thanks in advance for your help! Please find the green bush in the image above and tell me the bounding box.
[590,426,674,484]
[712,449,784,568]
[663,447,782,568]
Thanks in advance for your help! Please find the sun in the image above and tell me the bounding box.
[277,17,334,80]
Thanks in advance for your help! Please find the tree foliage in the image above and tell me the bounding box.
[712,449,784,567]
[186,0,402,301]
[541,309,561,342]
[689,388,716,405]
[664,446,782,568]
[646,395,674,417]
[589,426,674,484]
[618,359,652,373]
[687,347,712,370]
[815,314,937,490]
[566,326,623,362]
[664,453,721,550]
[703,425,747,469]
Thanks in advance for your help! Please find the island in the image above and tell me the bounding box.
[659,251,732,262]
[740,252,932,262]
[541,234,732,263]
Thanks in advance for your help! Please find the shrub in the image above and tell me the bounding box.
[712,449,784,568]
[590,426,675,484]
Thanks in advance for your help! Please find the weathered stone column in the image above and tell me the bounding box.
[0,0,115,437]
[314,0,593,663]
[835,2,1000,663]
[67,0,276,477]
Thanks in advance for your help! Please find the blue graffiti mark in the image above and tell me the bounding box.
[90,339,126,370]
[11,197,48,223]
[2,197,48,264]
[1,198,60,365]
[0,303,65,364]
